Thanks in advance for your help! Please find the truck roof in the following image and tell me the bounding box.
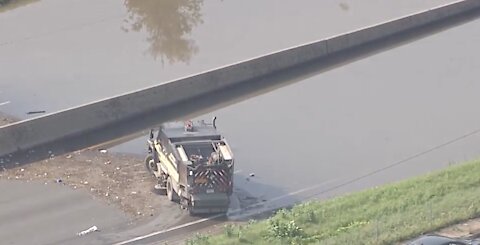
[161,121,222,143]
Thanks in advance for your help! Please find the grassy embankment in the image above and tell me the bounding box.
[187,160,480,244]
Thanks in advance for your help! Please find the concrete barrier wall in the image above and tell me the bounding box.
[1,0,479,160]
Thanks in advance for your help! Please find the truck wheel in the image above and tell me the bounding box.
[188,208,197,216]
[166,177,179,202]
[145,155,157,174]
[154,183,167,195]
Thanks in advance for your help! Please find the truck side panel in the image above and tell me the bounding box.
[177,162,188,189]
[154,141,179,183]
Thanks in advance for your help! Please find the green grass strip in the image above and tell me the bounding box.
[187,160,480,245]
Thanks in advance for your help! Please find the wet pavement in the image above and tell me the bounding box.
[0,180,128,245]
[1,0,480,244]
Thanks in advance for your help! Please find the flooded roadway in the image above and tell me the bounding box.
[0,0,456,116]
[1,0,480,243]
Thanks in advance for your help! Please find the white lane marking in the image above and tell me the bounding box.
[113,178,339,245]
[0,101,10,106]
[112,215,222,245]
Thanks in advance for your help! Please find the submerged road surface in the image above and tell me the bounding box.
[1,1,480,244]
[208,16,480,211]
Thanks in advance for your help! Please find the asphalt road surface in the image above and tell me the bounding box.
[0,180,127,245]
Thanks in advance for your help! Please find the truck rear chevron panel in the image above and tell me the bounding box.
[194,168,230,189]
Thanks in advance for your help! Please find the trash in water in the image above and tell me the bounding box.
[339,2,350,11]
[77,226,98,236]
[249,173,255,177]
[66,155,72,159]
[26,110,46,115]
[99,149,108,153]
[55,179,63,183]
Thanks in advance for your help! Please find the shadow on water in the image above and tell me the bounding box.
[122,0,204,64]
[0,0,39,13]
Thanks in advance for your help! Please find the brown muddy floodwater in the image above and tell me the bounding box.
[0,0,456,115]
[1,0,480,216]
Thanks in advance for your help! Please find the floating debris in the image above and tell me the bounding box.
[77,226,99,236]
[26,110,46,115]
[99,149,108,154]
[339,2,350,11]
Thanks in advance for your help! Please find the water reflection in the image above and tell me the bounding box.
[123,0,203,64]
[0,0,39,13]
